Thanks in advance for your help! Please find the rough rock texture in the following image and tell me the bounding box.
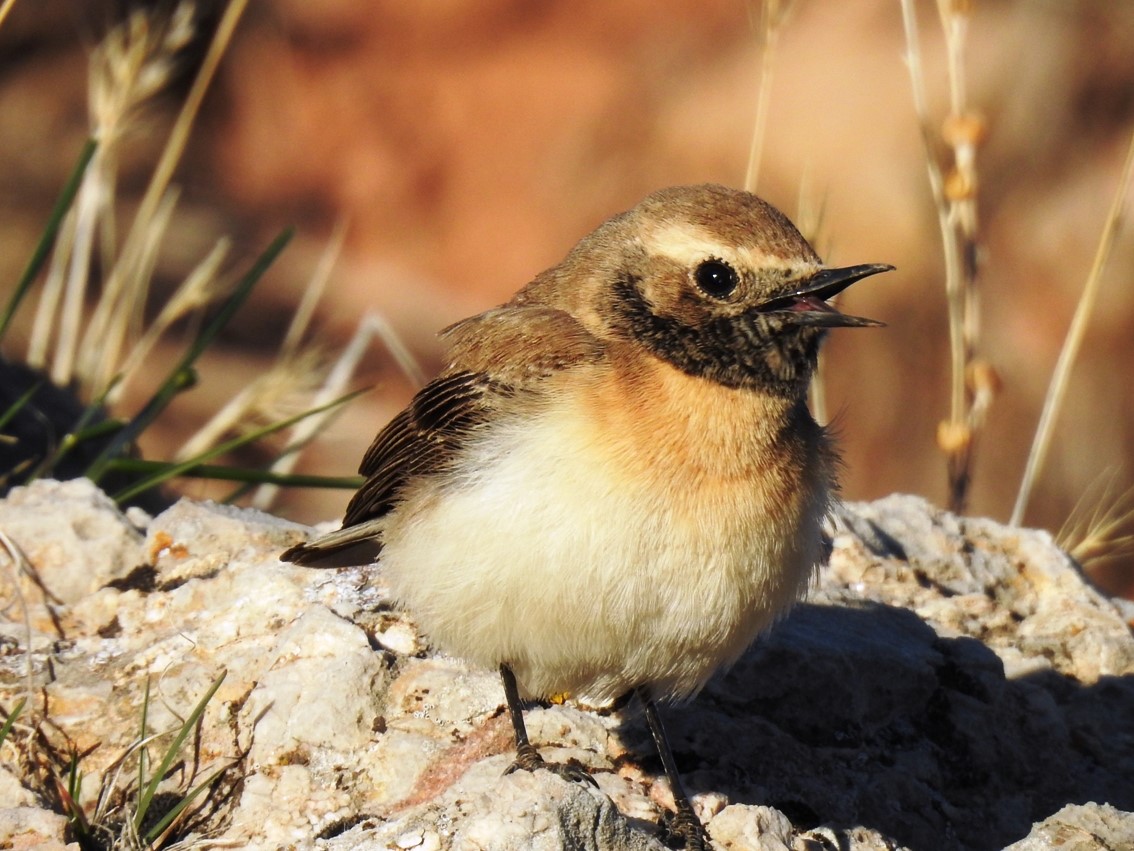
[0,480,1131,850]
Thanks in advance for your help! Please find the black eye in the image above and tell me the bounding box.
[693,259,739,299]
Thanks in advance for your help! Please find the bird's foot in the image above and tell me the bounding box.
[505,742,598,788]
[660,801,709,851]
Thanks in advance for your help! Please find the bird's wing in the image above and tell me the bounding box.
[280,305,603,567]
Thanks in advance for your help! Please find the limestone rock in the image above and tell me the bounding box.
[0,806,71,850]
[0,477,144,605]
[0,482,1131,850]
[1002,803,1134,850]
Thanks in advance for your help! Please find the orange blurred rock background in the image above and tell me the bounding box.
[1,1,1132,594]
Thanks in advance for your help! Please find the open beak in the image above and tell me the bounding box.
[757,263,893,328]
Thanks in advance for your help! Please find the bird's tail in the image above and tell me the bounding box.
[279,519,386,568]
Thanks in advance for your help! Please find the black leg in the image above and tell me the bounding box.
[500,664,597,786]
[501,663,545,772]
[639,689,709,851]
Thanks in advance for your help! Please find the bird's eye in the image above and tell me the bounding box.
[693,259,739,300]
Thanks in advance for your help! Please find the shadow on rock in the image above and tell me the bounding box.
[616,601,1134,851]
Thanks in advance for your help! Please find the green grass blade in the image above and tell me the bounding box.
[137,677,151,826]
[0,696,26,748]
[0,381,43,434]
[110,387,365,503]
[63,417,127,445]
[83,367,196,483]
[86,227,294,482]
[103,457,363,489]
[27,378,124,481]
[0,139,98,344]
[134,670,226,834]
[142,763,229,844]
[63,752,89,834]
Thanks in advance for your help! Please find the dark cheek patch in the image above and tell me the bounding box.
[611,276,822,395]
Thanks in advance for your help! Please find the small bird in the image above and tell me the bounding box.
[282,184,890,849]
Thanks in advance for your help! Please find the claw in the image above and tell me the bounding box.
[640,691,711,850]
[661,802,710,850]
[505,742,598,787]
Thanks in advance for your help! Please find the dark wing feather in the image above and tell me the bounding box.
[281,305,603,568]
[280,371,499,566]
[344,371,497,526]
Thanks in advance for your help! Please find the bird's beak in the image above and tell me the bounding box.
[756,263,893,328]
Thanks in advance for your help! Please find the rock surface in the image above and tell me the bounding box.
[0,479,1131,850]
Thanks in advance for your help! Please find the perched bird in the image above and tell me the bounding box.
[282,184,890,849]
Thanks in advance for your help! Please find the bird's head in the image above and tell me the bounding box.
[572,184,891,396]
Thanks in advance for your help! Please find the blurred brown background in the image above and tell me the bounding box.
[1,1,1132,594]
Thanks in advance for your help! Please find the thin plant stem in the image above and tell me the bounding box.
[744,0,792,194]
[27,209,78,370]
[132,0,248,256]
[85,228,293,483]
[0,532,35,714]
[367,310,427,390]
[84,187,180,396]
[281,219,347,358]
[901,0,987,512]
[0,139,97,347]
[51,149,107,387]
[109,237,231,406]
[103,457,362,489]
[1011,128,1134,526]
[132,0,248,255]
[252,311,378,509]
[900,0,965,423]
[0,0,19,30]
[133,671,226,834]
[113,387,361,502]
[86,0,250,392]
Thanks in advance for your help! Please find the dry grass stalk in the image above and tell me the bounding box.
[128,0,248,257]
[743,0,794,194]
[51,167,103,386]
[89,5,195,150]
[249,306,428,510]
[76,5,195,392]
[85,188,182,396]
[174,223,349,469]
[742,3,847,425]
[110,239,233,406]
[46,6,196,392]
[26,202,79,370]
[364,310,428,391]
[1058,472,1134,575]
[0,531,36,733]
[0,0,19,31]
[900,0,991,513]
[249,222,347,507]
[794,172,835,424]
[280,221,347,358]
[85,0,249,402]
[1011,127,1134,527]
[175,345,326,464]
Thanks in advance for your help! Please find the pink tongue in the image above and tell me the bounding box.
[792,295,837,313]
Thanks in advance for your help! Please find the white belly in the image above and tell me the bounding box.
[379,403,826,703]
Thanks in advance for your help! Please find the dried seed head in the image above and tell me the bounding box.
[89,3,196,143]
[967,359,1002,398]
[942,113,988,150]
[937,420,972,454]
[944,167,978,201]
[938,0,974,19]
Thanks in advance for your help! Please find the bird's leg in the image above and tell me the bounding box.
[639,689,709,851]
[500,664,596,786]
[501,663,544,772]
